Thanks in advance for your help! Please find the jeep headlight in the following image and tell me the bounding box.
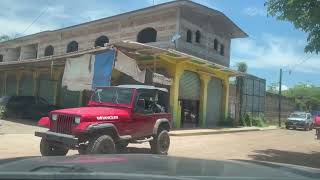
[51,114,58,121]
[74,117,81,124]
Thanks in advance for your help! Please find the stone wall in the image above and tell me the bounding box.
[0,8,178,62]
[178,6,230,66]
[265,92,296,123]
[228,85,296,124]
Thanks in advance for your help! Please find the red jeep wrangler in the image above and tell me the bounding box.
[35,85,172,155]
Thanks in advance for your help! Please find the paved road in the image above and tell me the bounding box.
[0,119,320,168]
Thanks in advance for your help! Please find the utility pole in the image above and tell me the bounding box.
[278,68,282,127]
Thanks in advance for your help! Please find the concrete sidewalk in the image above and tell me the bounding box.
[169,126,279,136]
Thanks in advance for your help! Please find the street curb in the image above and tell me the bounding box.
[169,127,279,137]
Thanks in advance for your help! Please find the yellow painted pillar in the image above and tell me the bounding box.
[199,73,211,127]
[169,67,183,128]
[52,67,63,106]
[16,72,22,96]
[4,72,7,95]
[33,71,39,96]
[223,77,230,120]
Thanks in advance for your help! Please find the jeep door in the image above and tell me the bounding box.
[132,90,156,137]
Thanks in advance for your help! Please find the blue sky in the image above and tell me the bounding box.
[0,0,319,89]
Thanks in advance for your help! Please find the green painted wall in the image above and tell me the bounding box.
[6,75,17,96]
[20,74,34,96]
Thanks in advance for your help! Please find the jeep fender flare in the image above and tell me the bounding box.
[86,123,120,140]
[153,118,171,135]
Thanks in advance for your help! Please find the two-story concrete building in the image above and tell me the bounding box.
[0,0,247,128]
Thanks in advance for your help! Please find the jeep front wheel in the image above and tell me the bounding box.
[150,130,170,155]
[87,135,116,154]
[40,138,69,156]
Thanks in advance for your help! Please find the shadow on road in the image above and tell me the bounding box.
[121,147,152,154]
[248,149,320,168]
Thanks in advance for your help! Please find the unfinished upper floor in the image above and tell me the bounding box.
[0,0,247,67]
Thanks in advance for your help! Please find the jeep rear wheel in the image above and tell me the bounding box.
[87,135,116,154]
[40,138,69,156]
[150,130,170,155]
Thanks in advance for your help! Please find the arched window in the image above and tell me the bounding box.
[44,45,54,56]
[95,35,109,47]
[195,30,201,43]
[137,27,157,43]
[220,44,225,56]
[66,41,78,53]
[213,39,218,51]
[186,30,192,43]
[0,54,3,62]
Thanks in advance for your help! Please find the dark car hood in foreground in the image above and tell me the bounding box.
[0,154,319,180]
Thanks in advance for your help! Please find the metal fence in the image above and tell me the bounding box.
[238,75,266,118]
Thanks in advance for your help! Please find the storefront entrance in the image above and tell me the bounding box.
[180,99,200,128]
[179,71,200,128]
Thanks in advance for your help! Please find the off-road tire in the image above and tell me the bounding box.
[40,138,69,156]
[87,135,116,154]
[150,130,170,155]
[116,142,129,152]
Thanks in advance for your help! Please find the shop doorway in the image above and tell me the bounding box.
[180,99,200,128]
[179,71,200,128]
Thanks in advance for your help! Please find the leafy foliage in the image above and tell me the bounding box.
[283,83,320,111]
[265,0,320,54]
[0,105,7,119]
[240,113,267,127]
[0,35,10,43]
[267,82,279,93]
[236,62,248,73]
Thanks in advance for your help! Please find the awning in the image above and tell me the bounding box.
[113,41,243,77]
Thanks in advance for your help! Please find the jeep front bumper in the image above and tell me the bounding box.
[35,131,78,146]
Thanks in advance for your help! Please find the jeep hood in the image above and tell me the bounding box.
[51,107,131,117]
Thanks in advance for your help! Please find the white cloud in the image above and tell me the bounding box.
[231,34,320,74]
[278,85,289,91]
[243,7,266,16]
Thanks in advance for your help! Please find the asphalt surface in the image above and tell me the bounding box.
[0,118,320,168]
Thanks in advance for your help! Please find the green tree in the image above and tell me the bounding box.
[265,0,320,54]
[283,83,320,111]
[267,83,278,93]
[0,35,10,42]
[236,62,248,73]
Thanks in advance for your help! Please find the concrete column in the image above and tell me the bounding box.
[32,71,39,96]
[52,67,63,106]
[16,72,22,96]
[199,73,210,127]
[169,67,183,128]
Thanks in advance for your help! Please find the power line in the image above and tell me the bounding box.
[287,55,314,74]
[16,0,50,37]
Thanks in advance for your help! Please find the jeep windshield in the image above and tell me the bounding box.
[289,113,306,119]
[91,87,133,105]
